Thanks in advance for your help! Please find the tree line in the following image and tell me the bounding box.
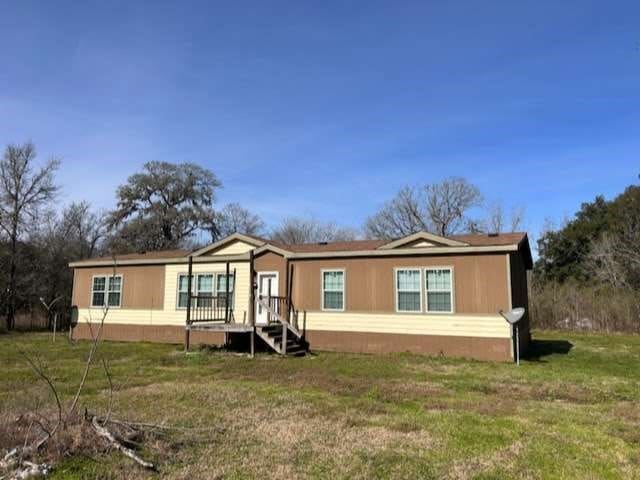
[530,183,640,332]
[1,141,528,331]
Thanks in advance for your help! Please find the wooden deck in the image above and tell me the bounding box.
[183,253,307,356]
[188,321,253,332]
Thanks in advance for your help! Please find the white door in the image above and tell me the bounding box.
[256,272,279,325]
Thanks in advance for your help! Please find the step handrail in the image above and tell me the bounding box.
[257,295,303,353]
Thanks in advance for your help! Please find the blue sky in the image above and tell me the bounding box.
[1,1,638,244]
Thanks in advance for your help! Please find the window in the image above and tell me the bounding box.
[197,274,214,308]
[425,268,453,313]
[91,277,106,307]
[91,275,122,308]
[322,270,344,311]
[177,274,194,309]
[396,269,421,312]
[216,273,234,308]
[177,272,235,309]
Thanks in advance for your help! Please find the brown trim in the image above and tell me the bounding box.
[305,330,512,362]
[74,323,224,345]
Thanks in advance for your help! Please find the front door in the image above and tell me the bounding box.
[256,272,279,325]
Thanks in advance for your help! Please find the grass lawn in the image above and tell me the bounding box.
[1,331,639,479]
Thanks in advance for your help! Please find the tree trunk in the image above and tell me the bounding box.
[7,218,18,331]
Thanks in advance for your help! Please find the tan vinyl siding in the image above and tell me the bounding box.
[254,251,287,294]
[164,261,251,323]
[206,240,256,256]
[290,253,509,315]
[302,311,510,338]
[509,251,531,352]
[72,265,165,309]
[75,260,250,327]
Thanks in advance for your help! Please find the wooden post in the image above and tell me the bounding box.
[287,264,294,324]
[225,262,230,322]
[302,310,306,341]
[282,318,287,355]
[248,250,255,358]
[224,262,230,347]
[185,255,193,352]
[285,258,290,321]
[267,279,272,324]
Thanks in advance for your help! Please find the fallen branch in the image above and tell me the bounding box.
[90,416,155,470]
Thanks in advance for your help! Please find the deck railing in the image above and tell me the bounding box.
[188,294,234,324]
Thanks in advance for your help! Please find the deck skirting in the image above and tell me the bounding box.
[73,323,511,361]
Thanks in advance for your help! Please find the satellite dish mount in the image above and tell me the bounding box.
[499,308,525,365]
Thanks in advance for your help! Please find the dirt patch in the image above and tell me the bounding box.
[447,440,525,480]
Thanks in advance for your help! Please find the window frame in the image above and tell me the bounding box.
[176,271,236,310]
[424,266,455,314]
[90,274,123,309]
[394,267,423,313]
[215,272,235,309]
[321,268,345,312]
[176,273,195,310]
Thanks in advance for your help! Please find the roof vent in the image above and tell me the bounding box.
[487,233,499,237]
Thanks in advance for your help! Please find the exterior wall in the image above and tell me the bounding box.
[163,260,251,324]
[207,240,256,256]
[72,265,165,309]
[305,330,511,361]
[509,252,531,352]
[70,247,529,362]
[300,311,510,338]
[254,251,287,295]
[74,323,224,345]
[74,260,251,327]
[405,240,437,248]
[290,253,510,314]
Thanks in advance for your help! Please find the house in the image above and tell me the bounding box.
[69,231,532,361]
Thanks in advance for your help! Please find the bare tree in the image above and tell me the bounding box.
[212,203,265,240]
[364,186,429,239]
[485,201,525,233]
[0,142,59,330]
[62,201,106,259]
[425,177,482,236]
[585,233,629,288]
[31,202,106,330]
[365,178,482,239]
[271,217,358,244]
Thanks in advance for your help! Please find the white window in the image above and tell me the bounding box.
[215,273,234,308]
[395,269,421,312]
[177,272,235,309]
[197,274,214,308]
[322,270,344,311]
[177,274,194,309]
[91,275,122,308]
[425,268,453,313]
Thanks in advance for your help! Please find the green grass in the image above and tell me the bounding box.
[1,330,639,479]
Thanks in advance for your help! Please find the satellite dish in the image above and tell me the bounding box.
[499,308,525,325]
[70,306,79,328]
[499,308,526,366]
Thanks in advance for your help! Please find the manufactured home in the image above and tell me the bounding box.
[69,231,532,361]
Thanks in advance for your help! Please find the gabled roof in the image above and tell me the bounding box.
[190,232,266,257]
[378,231,469,249]
[70,232,532,268]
